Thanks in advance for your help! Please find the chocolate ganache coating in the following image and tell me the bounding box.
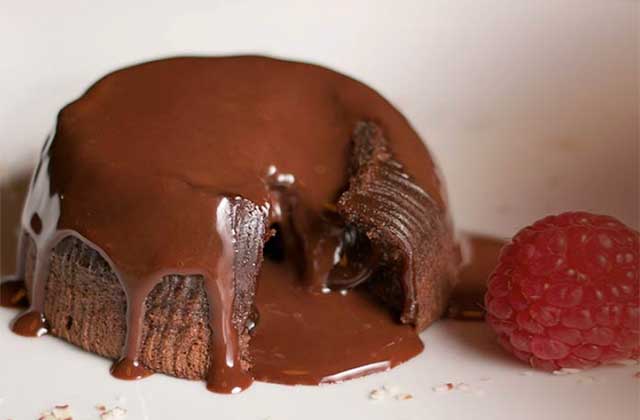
[8,56,460,393]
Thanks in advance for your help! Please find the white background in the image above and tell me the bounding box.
[1,0,638,237]
[0,1,638,419]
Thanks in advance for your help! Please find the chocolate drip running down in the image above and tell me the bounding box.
[4,56,462,393]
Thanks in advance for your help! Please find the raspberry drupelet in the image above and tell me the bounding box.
[485,211,640,371]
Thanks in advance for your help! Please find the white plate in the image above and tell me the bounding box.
[1,2,638,419]
[1,307,638,420]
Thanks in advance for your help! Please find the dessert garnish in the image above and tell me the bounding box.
[486,211,639,370]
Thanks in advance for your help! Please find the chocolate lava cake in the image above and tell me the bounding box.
[5,56,460,393]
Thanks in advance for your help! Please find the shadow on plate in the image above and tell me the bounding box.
[442,319,527,370]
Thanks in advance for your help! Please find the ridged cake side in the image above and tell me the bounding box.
[26,234,257,380]
[338,122,459,330]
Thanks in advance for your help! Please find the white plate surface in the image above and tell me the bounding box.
[1,307,638,420]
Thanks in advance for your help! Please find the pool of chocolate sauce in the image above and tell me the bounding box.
[251,259,423,385]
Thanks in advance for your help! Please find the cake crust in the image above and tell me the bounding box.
[32,236,248,380]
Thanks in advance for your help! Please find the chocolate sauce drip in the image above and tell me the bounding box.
[205,197,267,393]
[7,56,457,393]
[110,358,154,380]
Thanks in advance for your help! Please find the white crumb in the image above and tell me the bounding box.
[52,405,73,419]
[370,385,417,402]
[520,371,533,376]
[432,381,486,395]
[115,395,127,404]
[432,383,454,392]
[478,377,492,382]
[368,389,386,400]
[100,406,127,420]
[39,404,73,420]
[52,404,73,420]
[395,393,413,401]
[553,368,582,375]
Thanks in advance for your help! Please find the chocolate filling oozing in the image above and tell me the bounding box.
[3,56,459,393]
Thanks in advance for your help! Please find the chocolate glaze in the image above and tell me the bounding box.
[4,56,457,393]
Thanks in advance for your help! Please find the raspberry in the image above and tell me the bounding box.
[485,212,640,371]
